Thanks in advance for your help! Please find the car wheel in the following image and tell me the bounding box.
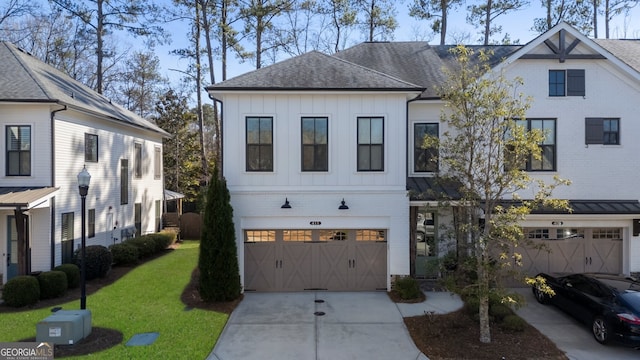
[532,286,549,304]
[592,316,610,344]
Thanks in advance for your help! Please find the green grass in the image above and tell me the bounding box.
[0,241,229,358]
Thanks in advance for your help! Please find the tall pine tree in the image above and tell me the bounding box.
[198,167,241,301]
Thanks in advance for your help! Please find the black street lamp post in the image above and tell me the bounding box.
[77,166,91,310]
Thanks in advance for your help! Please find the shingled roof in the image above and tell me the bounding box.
[207,50,424,92]
[0,42,169,136]
[335,43,522,98]
[594,39,640,73]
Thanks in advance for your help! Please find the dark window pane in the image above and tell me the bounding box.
[301,117,328,171]
[567,69,585,96]
[357,117,384,171]
[6,125,31,176]
[414,123,438,172]
[549,70,565,96]
[246,117,273,171]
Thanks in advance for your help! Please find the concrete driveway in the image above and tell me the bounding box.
[514,288,640,360]
[207,292,434,360]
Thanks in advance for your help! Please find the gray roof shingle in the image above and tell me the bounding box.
[0,42,169,136]
[207,50,424,92]
[594,39,640,73]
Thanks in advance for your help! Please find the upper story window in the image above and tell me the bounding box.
[585,118,619,145]
[6,125,31,176]
[246,116,273,172]
[414,123,439,173]
[301,117,328,172]
[154,146,162,179]
[357,117,384,171]
[549,69,585,97]
[518,119,556,171]
[121,159,129,205]
[85,133,98,162]
[134,143,142,178]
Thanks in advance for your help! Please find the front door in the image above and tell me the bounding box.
[6,216,18,280]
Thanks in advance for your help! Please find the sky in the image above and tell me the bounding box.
[149,1,640,92]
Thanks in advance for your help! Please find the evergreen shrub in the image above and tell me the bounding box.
[53,263,80,288]
[2,275,40,307]
[37,271,68,299]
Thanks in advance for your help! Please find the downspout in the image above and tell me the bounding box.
[50,104,67,269]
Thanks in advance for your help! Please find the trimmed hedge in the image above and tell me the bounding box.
[53,263,80,288]
[37,271,68,299]
[2,275,40,307]
[393,276,422,300]
[110,242,139,265]
[74,245,112,280]
[126,237,156,258]
[501,314,526,332]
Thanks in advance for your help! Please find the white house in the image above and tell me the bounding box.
[0,42,169,284]
[207,22,640,292]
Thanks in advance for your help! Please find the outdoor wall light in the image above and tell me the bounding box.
[281,198,291,209]
[338,198,349,210]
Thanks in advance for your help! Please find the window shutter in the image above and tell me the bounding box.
[567,69,585,96]
[585,118,603,144]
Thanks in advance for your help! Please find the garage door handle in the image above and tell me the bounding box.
[589,257,592,265]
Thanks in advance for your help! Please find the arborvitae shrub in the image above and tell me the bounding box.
[198,167,241,302]
[110,243,139,265]
[53,264,80,288]
[393,276,422,300]
[37,271,68,299]
[74,245,112,280]
[2,275,40,307]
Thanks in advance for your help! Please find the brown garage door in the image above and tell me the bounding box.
[520,228,622,276]
[244,229,387,291]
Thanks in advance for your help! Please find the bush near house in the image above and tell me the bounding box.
[392,276,423,300]
[37,271,68,299]
[53,263,80,288]
[74,245,113,280]
[2,275,40,307]
[109,242,139,265]
[126,237,156,259]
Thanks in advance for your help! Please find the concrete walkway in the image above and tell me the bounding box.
[207,291,463,360]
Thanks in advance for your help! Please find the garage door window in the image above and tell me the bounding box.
[283,230,312,242]
[245,230,275,242]
[592,228,621,239]
[357,230,385,241]
[319,230,347,241]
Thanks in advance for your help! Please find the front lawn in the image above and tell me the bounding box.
[0,241,228,358]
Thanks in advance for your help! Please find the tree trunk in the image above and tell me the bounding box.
[200,0,221,178]
[195,0,208,181]
[96,0,104,94]
[483,0,492,45]
[477,239,491,343]
[369,0,375,41]
[546,0,552,31]
[440,0,447,45]
[592,0,598,38]
[605,0,610,38]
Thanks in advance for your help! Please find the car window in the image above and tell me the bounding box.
[620,292,640,309]
[567,276,603,297]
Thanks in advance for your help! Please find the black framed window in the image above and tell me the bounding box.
[549,69,585,97]
[524,119,556,171]
[414,123,438,172]
[301,117,328,171]
[135,203,142,236]
[121,159,129,205]
[134,143,142,178]
[586,118,619,145]
[61,212,74,264]
[88,209,95,238]
[6,125,31,176]
[357,117,384,171]
[246,117,273,171]
[85,133,98,162]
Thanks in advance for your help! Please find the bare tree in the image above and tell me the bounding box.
[0,0,37,29]
[240,0,293,69]
[603,0,638,38]
[116,50,166,118]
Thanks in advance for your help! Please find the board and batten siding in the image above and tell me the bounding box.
[52,110,164,264]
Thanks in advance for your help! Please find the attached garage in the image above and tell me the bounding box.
[244,229,387,291]
[521,227,622,275]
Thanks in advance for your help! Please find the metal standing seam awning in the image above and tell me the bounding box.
[0,187,59,210]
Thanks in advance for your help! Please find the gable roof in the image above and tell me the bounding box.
[206,50,424,93]
[0,42,169,137]
[594,39,640,73]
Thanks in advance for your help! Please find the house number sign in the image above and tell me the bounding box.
[309,221,321,225]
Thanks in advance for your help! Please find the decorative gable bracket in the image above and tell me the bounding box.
[520,29,606,63]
